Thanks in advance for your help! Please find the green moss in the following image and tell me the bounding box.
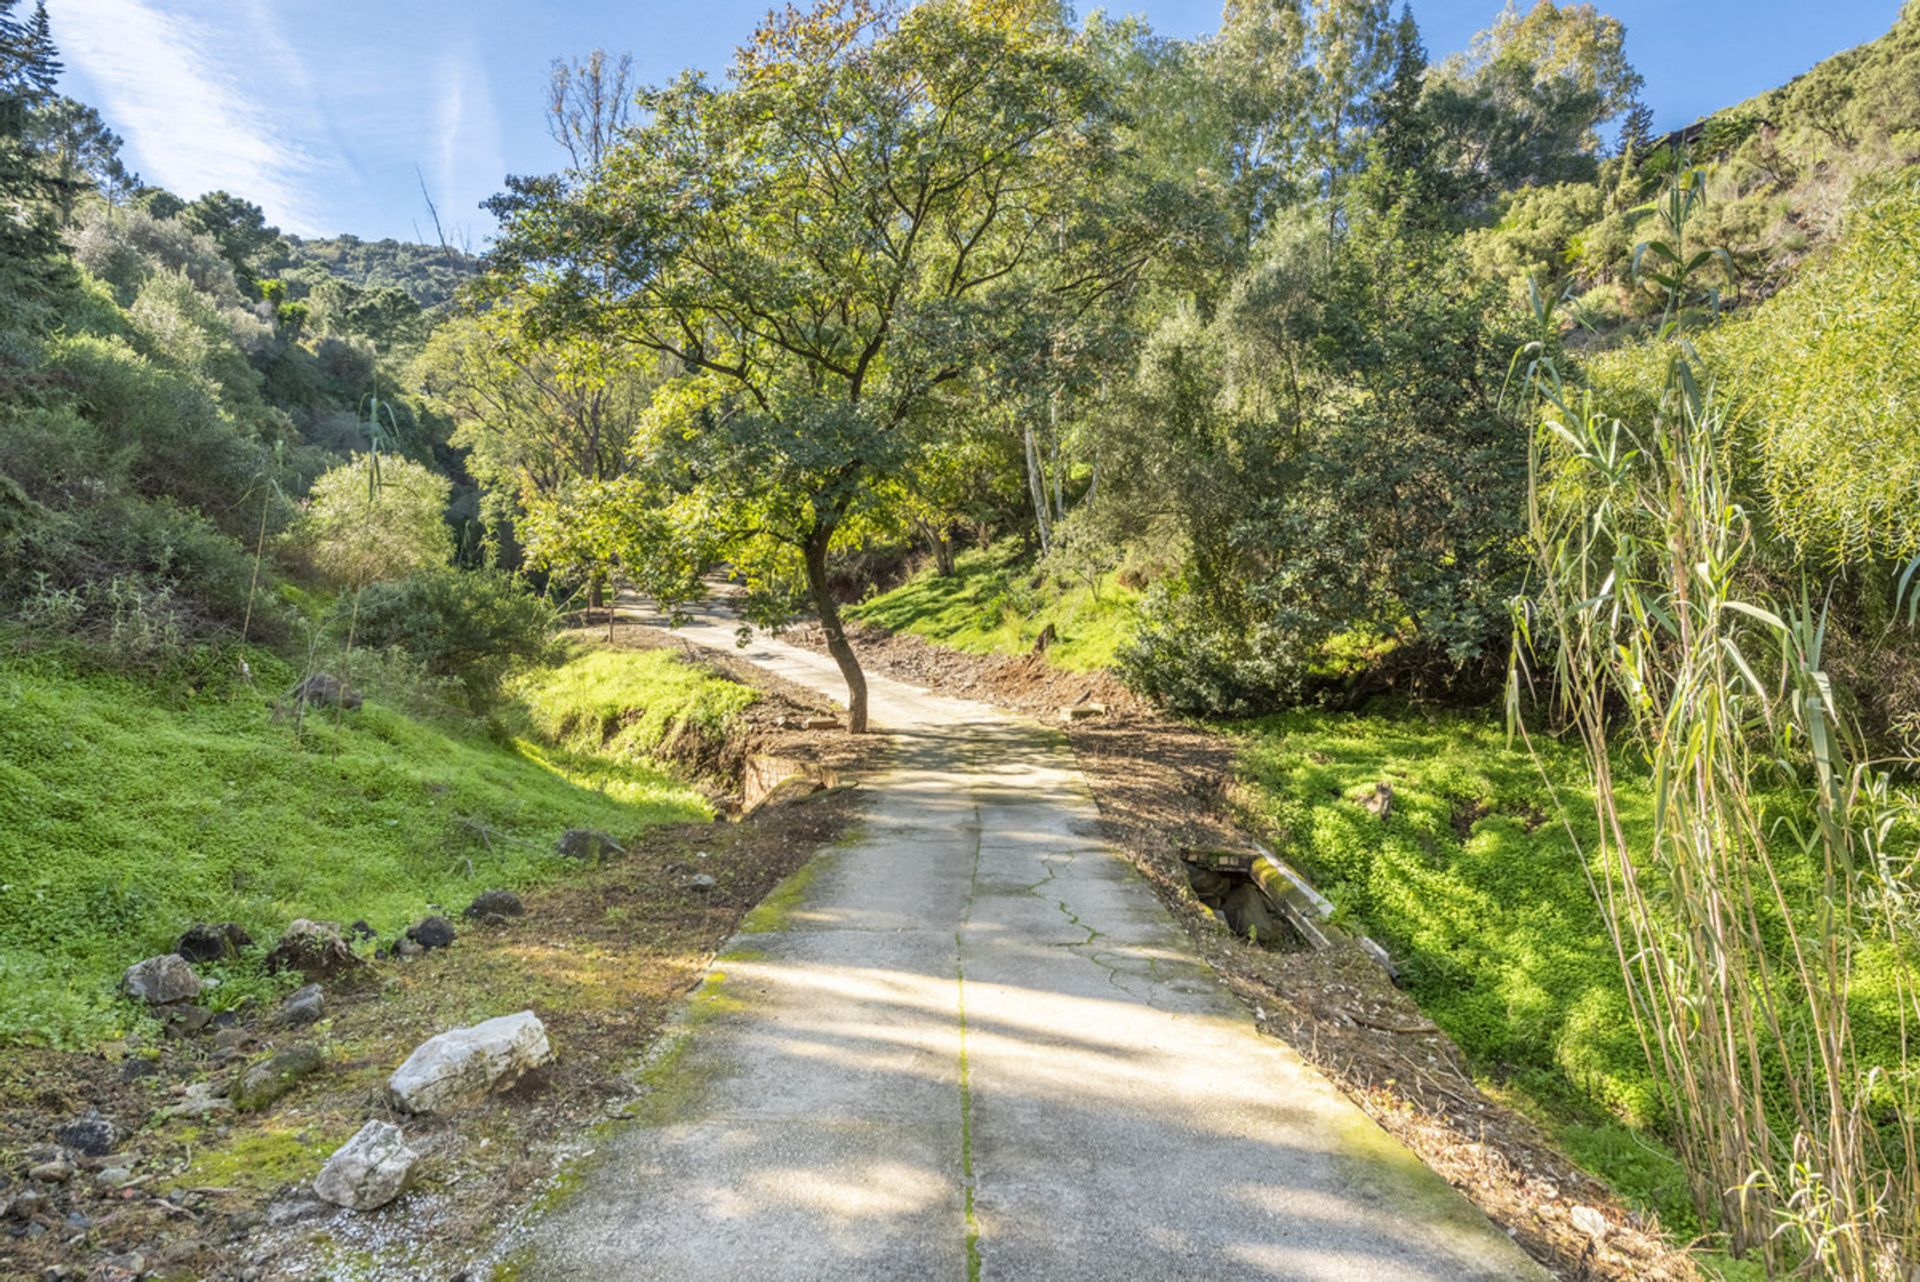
[0,648,716,1047]
[849,543,1138,672]
[161,1119,351,1195]
[738,844,844,935]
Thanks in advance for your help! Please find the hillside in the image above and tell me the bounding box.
[283,233,480,310]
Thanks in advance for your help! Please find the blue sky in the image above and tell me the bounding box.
[54,0,1903,242]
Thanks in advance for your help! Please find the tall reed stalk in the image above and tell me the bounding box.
[1510,163,1920,1277]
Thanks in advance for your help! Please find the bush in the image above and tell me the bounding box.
[296,453,452,588]
[346,568,558,705]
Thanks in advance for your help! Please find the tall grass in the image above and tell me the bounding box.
[1510,162,1920,1276]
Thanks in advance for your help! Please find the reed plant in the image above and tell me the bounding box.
[1509,160,1920,1277]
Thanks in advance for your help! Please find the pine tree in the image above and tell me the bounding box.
[1617,100,1655,162]
[0,0,74,314]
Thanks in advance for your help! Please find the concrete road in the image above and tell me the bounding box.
[504,601,1544,1281]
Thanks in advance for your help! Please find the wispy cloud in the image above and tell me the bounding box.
[53,0,337,234]
[430,38,504,244]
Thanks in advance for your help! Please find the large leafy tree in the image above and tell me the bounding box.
[489,0,1130,730]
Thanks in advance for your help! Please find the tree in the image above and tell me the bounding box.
[489,0,1128,731]
[298,453,452,589]
[180,190,284,294]
[1425,0,1643,200]
[0,0,70,314]
[29,96,131,223]
[546,49,634,172]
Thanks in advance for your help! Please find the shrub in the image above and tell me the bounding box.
[296,453,452,588]
[347,568,558,705]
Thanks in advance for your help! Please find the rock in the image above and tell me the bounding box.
[556,828,624,862]
[346,919,377,940]
[477,912,508,928]
[1569,1204,1610,1240]
[156,1082,231,1122]
[176,922,252,964]
[231,1045,324,1112]
[387,1011,553,1115]
[1058,702,1107,723]
[55,1113,120,1158]
[688,873,718,891]
[121,954,200,1005]
[405,916,456,950]
[312,1120,417,1211]
[1361,780,1394,820]
[392,936,424,961]
[93,1166,132,1190]
[289,672,361,710]
[1032,621,1057,653]
[118,1059,157,1083]
[264,920,360,980]
[799,715,840,731]
[276,983,325,1027]
[29,1160,72,1184]
[463,890,523,920]
[161,1004,214,1037]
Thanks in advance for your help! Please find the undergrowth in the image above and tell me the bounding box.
[848,542,1139,672]
[0,645,721,1048]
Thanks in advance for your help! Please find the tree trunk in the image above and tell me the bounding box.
[934,531,954,578]
[1024,417,1051,556]
[803,527,869,733]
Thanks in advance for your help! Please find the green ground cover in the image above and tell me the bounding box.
[849,542,1140,672]
[0,643,747,1047]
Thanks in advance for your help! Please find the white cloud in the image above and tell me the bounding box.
[53,0,336,234]
[430,39,504,243]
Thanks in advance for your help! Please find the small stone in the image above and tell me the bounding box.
[387,1011,552,1115]
[406,916,456,950]
[463,890,523,920]
[393,936,424,961]
[799,715,840,731]
[264,920,360,981]
[346,920,377,940]
[93,1166,132,1189]
[1058,702,1107,723]
[176,922,252,964]
[156,1082,231,1122]
[479,912,508,928]
[161,1004,214,1037]
[277,983,325,1027]
[121,954,200,1005]
[688,873,718,891]
[56,1113,120,1158]
[1569,1204,1609,1240]
[312,1121,417,1211]
[29,1160,72,1184]
[212,1028,250,1053]
[119,1059,157,1083]
[231,1045,324,1112]
[556,828,624,861]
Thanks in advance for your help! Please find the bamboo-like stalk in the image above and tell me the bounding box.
[1509,161,1920,1277]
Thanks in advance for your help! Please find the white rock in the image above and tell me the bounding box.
[1569,1204,1610,1240]
[313,1120,417,1211]
[386,1010,552,1115]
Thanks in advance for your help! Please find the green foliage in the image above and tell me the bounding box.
[282,233,478,309]
[0,648,710,1046]
[848,541,1141,672]
[296,453,452,588]
[346,568,560,706]
[509,645,758,792]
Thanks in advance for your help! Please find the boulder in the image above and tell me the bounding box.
[346,919,377,940]
[556,828,624,862]
[231,1045,324,1112]
[264,920,360,980]
[387,1011,552,1115]
[688,873,718,891]
[313,1120,417,1211]
[161,1003,214,1036]
[405,916,456,951]
[55,1113,120,1158]
[462,890,523,920]
[121,954,200,1005]
[289,673,362,710]
[176,921,253,964]
[276,983,325,1027]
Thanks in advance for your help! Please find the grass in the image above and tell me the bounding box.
[1229,707,1699,1227]
[1230,704,1915,1251]
[0,643,744,1048]
[510,642,758,769]
[848,542,1139,672]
